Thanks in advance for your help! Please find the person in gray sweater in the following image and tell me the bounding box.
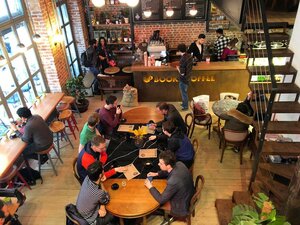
[144,150,195,217]
[10,107,53,157]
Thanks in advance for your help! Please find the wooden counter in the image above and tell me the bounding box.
[131,61,249,101]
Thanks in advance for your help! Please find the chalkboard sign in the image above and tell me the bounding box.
[133,0,208,22]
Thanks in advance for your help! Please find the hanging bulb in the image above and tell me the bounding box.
[127,0,139,7]
[32,33,42,43]
[166,7,174,17]
[143,10,152,18]
[92,0,105,7]
[17,43,26,53]
[189,5,198,16]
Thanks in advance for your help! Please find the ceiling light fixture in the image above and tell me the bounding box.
[143,10,152,18]
[189,5,198,16]
[17,43,26,53]
[127,0,139,7]
[24,0,42,43]
[92,0,105,7]
[0,55,6,66]
[32,33,42,43]
[166,7,174,17]
[119,0,127,3]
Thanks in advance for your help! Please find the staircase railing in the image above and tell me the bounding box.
[242,0,277,186]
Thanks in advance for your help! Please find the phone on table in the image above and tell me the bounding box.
[147,176,153,182]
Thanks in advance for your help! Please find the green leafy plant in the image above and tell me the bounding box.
[229,193,291,225]
[65,75,87,104]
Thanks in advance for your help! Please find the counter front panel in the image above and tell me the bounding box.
[132,62,249,101]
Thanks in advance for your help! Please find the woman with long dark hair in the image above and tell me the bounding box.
[98,37,110,72]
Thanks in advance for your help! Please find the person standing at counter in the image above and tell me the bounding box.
[176,43,193,111]
[85,39,101,94]
[214,28,231,61]
[187,33,206,62]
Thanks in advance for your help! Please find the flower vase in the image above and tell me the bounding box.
[134,137,144,148]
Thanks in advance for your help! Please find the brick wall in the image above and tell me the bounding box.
[134,22,243,49]
[67,0,89,55]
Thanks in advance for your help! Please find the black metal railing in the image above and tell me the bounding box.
[242,0,277,186]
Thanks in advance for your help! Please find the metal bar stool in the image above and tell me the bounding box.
[0,165,31,191]
[60,96,81,118]
[49,121,74,156]
[37,143,63,176]
[58,109,79,140]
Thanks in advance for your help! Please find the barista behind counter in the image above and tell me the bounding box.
[131,61,249,102]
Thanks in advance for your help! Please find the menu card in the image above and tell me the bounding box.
[123,164,140,180]
[139,148,157,158]
[140,125,155,134]
[117,124,134,132]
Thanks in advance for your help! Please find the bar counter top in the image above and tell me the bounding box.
[130,61,246,72]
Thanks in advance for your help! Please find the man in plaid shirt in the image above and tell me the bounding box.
[214,28,231,60]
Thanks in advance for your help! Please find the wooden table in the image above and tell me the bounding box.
[0,93,64,177]
[103,178,167,225]
[212,99,240,133]
[123,107,163,124]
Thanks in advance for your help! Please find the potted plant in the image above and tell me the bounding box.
[229,193,291,225]
[65,75,89,113]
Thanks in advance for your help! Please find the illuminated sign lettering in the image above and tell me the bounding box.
[143,75,215,83]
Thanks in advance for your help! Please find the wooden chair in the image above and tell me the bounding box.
[219,129,249,165]
[37,144,63,177]
[72,157,82,185]
[49,120,74,156]
[185,113,212,139]
[61,96,81,118]
[59,109,79,140]
[163,175,205,225]
[189,139,199,178]
[65,203,88,225]
[220,92,239,100]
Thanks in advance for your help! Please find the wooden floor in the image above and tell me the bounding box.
[16,94,253,225]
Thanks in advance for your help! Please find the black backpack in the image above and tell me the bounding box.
[81,50,93,67]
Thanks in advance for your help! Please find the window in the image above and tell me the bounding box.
[56,0,81,77]
[0,0,47,122]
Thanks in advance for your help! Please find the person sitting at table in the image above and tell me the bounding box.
[78,112,101,153]
[10,107,53,159]
[76,161,114,225]
[97,95,122,137]
[153,102,187,135]
[144,150,195,219]
[77,135,126,183]
[219,102,253,152]
[149,121,194,168]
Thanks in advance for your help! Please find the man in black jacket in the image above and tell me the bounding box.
[154,102,187,135]
[188,33,206,62]
[176,43,193,111]
[145,150,195,218]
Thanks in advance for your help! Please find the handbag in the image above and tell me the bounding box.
[108,59,116,67]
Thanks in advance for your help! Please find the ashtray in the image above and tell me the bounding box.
[10,132,17,139]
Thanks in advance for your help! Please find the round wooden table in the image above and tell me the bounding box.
[123,107,164,124]
[104,66,120,75]
[103,178,166,225]
[122,66,132,74]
